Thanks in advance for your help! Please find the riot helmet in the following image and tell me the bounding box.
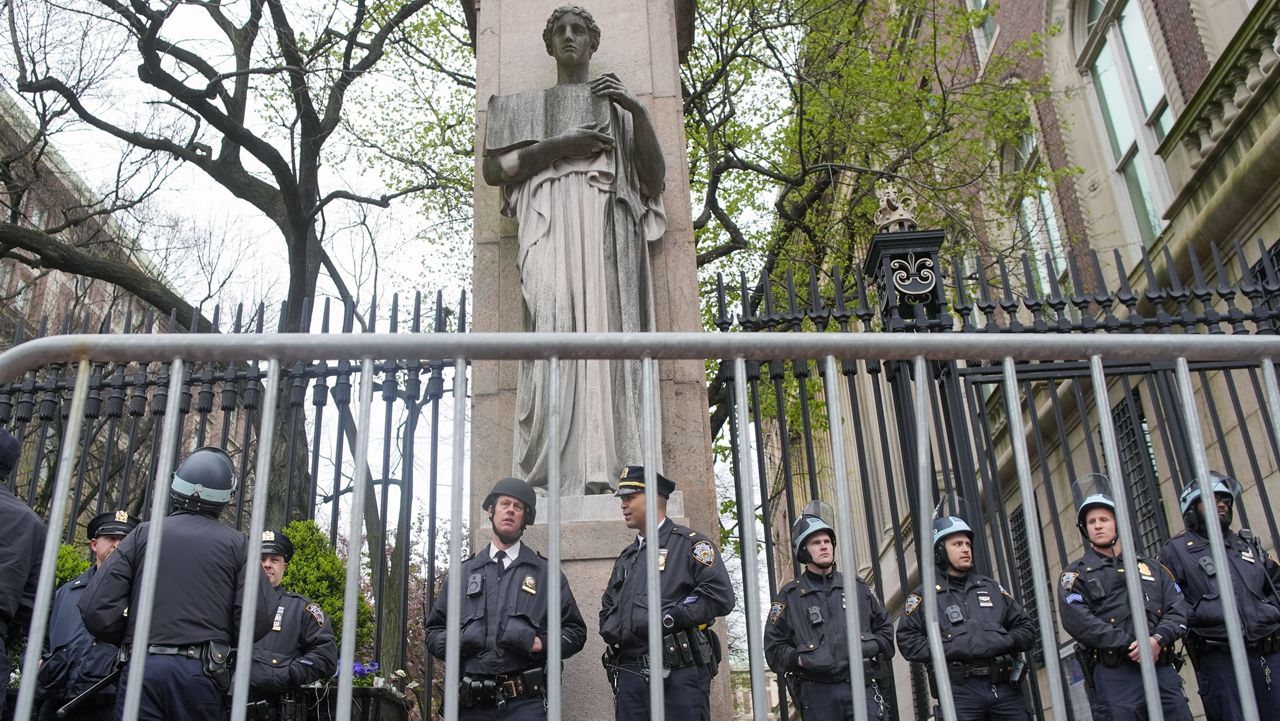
[791,500,837,565]
[1179,471,1240,533]
[169,447,236,517]
[931,494,975,570]
[483,477,537,544]
[1071,473,1119,549]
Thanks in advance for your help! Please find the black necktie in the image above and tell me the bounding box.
[494,549,509,571]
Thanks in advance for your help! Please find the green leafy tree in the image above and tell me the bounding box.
[281,520,375,659]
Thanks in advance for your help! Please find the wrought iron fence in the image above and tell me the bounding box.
[712,235,1280,720]
[3,234,1280,721]
[0,291,467,704]
[3,327,1278,721]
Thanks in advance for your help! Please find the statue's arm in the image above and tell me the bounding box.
[589,74,665,199]
[482,126,615,187]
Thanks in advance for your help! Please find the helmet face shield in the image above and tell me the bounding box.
[1071,473,1117,529]
[1178,472,1241,515]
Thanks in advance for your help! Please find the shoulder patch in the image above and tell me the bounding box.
[305,602,325,627]
[905,593,922,616]
[768,601,786,624]
[1060,571,1079,591]
[997,583,1012,598]
[692,540,716,567]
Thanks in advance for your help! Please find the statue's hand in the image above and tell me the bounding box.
[590,73,642,113]
[558,122,614,158]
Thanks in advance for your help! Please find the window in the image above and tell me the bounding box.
[1008,130,1067,290]
[1009,505,1038,623]
[1250,239,1280,318]
[970,0,999,62]
[1078,0,1173,247]
[1111,389,1167,555]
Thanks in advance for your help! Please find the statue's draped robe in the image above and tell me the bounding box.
[493,92,666,495]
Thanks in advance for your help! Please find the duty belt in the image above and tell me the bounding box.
[146,644,204,658]
[119,643,204,662]
[1085,646,1176,668]
[459,668,545,708]
[947,658,1012,683]
[1188,632,1280,656]
[616,629,717,670]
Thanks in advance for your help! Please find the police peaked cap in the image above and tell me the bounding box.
[260,529,295,562]
[615,465,675,498]
[88,510,140,539]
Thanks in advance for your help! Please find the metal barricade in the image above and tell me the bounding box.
[3,331,1275,721]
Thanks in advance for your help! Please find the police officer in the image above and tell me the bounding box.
[246,528,337,720]
[764,506,896,720]
[1158,471,1280,721]
[1057,475,1192,721]
[0,428,46,719]
[79,447,275,721]
[36,510,140,721]
[896,515,1036,720]
[599,466,735,721]
[425,477,587,720]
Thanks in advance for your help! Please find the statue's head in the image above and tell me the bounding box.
[543,5,601,59]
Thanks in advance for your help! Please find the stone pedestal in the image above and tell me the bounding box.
[474,495,733,719]
[469,0,723,716]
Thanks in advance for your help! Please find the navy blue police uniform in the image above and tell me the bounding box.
[764,571,896,720]
[1058,546,1192,721]
[0,429,46,720]
[426,543,587,720]
[36,511,140,721]
[246,530,337,721]
[78,448,274,721]
[1160,525,1280,719]
[897,573,1036,720]
[600,467,735,721]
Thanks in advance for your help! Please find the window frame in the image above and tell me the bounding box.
[1075,0,1175,248]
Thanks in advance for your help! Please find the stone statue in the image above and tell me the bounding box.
[482,5,667,495]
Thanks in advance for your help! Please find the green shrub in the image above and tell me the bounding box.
[281,520,375,657]
[56,542,92,586]
[7,544,90,687]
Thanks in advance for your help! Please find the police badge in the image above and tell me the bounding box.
[904,593,921,616]
[768,602,785,624]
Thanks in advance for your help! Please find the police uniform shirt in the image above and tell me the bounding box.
[425,543,587,675]
[599,517,734,654]
[249,585,338,695]
[1159,528,1280,643]
[763,570,894,679]
[78,512,275,647]
[897,571,1037,663]
[1057,547,1188,651]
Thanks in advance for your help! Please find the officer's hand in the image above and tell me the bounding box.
[1127,636,1160,662]
[531,636,543,654]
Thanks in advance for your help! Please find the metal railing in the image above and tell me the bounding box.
[4,330,1277,721]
